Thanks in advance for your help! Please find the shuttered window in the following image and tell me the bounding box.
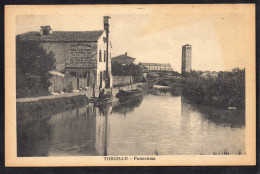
[99,50,102,62]
[104,51,106,62]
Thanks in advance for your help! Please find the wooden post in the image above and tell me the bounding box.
[93,82,95,98]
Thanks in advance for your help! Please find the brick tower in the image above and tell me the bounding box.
[181,44,192,74]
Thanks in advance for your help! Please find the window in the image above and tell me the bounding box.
[104,51,106,62]
[83,72,87,78]
[70,72,76,77]
[103,71,106,80]
[99,50,102,62]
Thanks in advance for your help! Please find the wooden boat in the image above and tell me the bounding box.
[116,88,143,100]
[89,96,112,105]
[89,91,112,105]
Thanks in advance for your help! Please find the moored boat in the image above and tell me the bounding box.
[89,91,112,105]
[116,88,143,100]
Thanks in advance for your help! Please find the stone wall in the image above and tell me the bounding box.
[49,71,65,93]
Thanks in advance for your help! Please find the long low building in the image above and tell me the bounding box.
[138,62,173,73]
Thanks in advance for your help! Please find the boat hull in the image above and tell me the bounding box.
[116,89,143,101]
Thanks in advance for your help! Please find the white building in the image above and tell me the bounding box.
[17,16,113,90]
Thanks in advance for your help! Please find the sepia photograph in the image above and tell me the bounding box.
[5,4,256,166]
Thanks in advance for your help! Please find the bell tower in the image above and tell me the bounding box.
[181,44,192,74]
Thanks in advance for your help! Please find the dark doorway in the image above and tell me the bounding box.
[87,72,90,87]
[77,78,79,89]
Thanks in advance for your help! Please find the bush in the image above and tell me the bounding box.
[16,37,56,98]
[182,68,245,109]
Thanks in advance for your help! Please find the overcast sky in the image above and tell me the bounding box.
[16,6,248,73]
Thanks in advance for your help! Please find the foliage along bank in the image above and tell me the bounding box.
[17,95,88,122]
[182,68,245,109]
[111,62,143,83]
[16,37,56,98]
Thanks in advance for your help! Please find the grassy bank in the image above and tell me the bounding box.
[17,94,88,121]
[182,68,245,109]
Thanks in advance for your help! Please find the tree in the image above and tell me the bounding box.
[111,62,143,83]
[16,37,56,98]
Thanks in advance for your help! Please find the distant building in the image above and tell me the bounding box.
[111,52,135,65]
[181,44,192,74]
[17,16,112,90]
[138,62,173,73]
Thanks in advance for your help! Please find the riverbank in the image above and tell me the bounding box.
[182,69,245,109]
[17,83,147,120]
[146,68,245,109]
[17,94,88,121]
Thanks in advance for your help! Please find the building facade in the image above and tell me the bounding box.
[138,62,173,73]
[181,44,192,74]
[111,52,135,65]
[48,71,65,93]
[17,16,112,91]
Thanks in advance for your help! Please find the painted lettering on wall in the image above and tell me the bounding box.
[66,43,97,68]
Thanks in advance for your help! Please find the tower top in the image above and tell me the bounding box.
[103,16,111,32]
[103,16,111,24]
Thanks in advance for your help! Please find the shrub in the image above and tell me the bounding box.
[182,68,245,109]
[16,36,56,98]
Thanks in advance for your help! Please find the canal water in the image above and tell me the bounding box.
[17,89,245,156]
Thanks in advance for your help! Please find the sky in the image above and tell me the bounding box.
[16,7,248,73]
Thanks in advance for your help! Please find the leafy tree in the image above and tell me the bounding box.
[112,62,143,82]
[16,37,56,98]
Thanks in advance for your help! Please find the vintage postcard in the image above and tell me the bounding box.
[5,4,256,166]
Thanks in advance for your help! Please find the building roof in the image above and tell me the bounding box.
[17,30,105,42]
[139,62,172,67]
[112,54,136,60]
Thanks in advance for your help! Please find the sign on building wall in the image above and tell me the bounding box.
[65,43,97,69]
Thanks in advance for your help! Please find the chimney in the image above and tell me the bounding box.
[40,26,52,35]
[103,16,111,32]
[125,52,127,56]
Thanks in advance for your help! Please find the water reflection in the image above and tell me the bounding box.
[18,104,108,156]
[112,97,143,115]
[17,91,245,156]
[181,97,245,128]
[17,117,51,157]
